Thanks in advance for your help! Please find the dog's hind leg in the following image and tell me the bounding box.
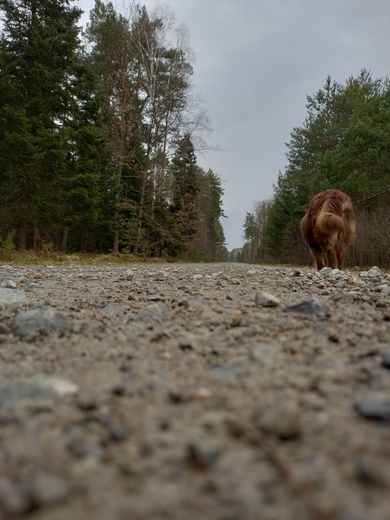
[336,244,346,270]
[310,246,326,270]
[324,240,338,269]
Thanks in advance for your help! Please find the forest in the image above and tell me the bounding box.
[242,71,390,268]
[0,0,227,261]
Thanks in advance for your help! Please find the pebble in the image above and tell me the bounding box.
[259,403,301,440]
[193,387,211,399]
[125,269,135,280]
[27,282,45,289]
[30,470,69,506]
[285,298,330,318]
[178,337,195,351]
[186,442,219,469]
[0,287,27,306]
[356,454,390,488]
[0,478,30,515]
[100,304,127,315]
[155,270,169,280]
[251,344,278,365]
[0,377,78,406]
[382,352,390,369]
[133,303,167,322]
[111,384,126,396]
[254,291,280,307]
[11,307,68,337]
[354,401,390,421]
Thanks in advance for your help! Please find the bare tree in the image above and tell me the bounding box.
[129,6,200,253]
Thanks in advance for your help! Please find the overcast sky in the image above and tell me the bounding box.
[78,0,390,250]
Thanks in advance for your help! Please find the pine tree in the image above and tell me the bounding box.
[0,0,83,249]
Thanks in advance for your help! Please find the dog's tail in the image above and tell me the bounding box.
[316,197,344,235]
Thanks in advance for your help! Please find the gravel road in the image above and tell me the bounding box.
[0,262,390,520]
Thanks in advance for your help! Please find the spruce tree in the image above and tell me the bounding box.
[0,0,83,249]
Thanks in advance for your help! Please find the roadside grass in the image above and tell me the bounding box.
[0,250,175,266]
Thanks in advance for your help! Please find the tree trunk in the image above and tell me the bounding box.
[133,168,147,255]
[33,226,39,250]
[17,220,26,251]
[113,160,124,254]
[61,228,69,250]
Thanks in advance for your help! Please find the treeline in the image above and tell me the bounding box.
[0,0,226,260]
[242,71,390,268]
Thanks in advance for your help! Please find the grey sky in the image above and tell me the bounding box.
[78,0,390,250]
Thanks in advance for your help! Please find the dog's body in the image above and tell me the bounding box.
[301,189,356,270]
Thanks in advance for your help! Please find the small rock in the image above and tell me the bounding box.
[111,384,126,396]
[27,282,45,289]
[356,454,390,488]
[168,385,190,404]
[0,377,78,406]
[125,269,135,280]
[147,294,165,302]
[354,401,390,421]
[193,387,211,399]
[134,303,166,322]
[0,477,31,515]
[108,424,127,442]
[255,291,280,307]
[259,403,301,440]
[11,307,68,337]
[230,311,242,327]
[155,270,169,281]
[30,471,69,506]
[5,280,17,289]
[119,363,132,373]
[0,288,27,306]
[178,338,195,351]
[363,266,382,284]
[186,443,219,469]
[382,352,390,369]
[285,298,329,318]
[251,344,278,365]
[77,397,98,411]
[101,304,127,315]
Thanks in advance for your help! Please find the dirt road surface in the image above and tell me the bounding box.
[0,262,389,520]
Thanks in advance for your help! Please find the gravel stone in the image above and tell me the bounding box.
[11,307,67,337]
[254,291,280,307]
[259,403,301,439]
[285,297,330,318]
[0,287,27,306]
[354,401,390,421]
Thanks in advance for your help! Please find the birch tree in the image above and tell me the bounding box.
[129,6,194,253]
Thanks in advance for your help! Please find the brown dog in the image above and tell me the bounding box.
[301,189,356,270]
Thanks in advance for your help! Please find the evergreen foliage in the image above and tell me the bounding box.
[0,0,226,260]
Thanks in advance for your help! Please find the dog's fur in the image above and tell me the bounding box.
[301,189,356,270]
